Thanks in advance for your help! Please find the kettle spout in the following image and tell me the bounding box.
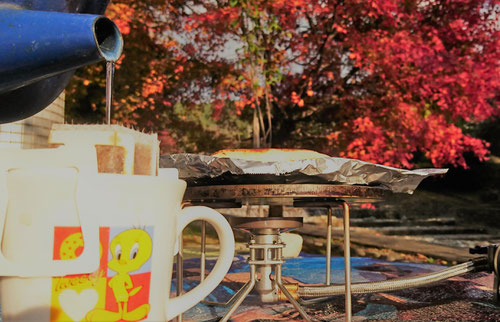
[0,8,123,123]
[0,9,123,93]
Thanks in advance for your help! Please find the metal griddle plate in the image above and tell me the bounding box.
[184,184,391,207]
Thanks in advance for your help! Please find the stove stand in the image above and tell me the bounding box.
[212,218,311,322]
[180,184,390,322]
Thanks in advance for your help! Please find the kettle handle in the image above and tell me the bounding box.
[0,147,100,277]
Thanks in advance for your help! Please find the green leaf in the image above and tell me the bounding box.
[230,19,239,28]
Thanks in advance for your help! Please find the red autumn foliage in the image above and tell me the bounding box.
[66,0,499,168]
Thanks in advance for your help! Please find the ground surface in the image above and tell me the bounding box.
[175,255,499,321]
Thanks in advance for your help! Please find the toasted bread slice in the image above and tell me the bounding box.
[213,148,329,162]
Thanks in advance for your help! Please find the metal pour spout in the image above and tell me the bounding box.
[0,6,123,123]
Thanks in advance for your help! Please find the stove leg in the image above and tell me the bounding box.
[326,207,332,285]
[275,248,312,322]
[276,281,311,321]
[219,264,257,322]
[202,279,253,307]
[343,202,352,322]
[176,233,184,322]
[218,228,311,321]
[201,220,206,282]
[200,220,244,307]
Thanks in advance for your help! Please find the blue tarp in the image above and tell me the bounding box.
[174,254,498,321]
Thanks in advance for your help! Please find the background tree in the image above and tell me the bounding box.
[66,0,500,168]
[66,0,251,152]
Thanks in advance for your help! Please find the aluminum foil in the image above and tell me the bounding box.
[160,153,448,194]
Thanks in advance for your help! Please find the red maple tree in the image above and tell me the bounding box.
[66,0,500,168]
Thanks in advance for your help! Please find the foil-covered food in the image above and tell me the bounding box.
[160,153,447,194]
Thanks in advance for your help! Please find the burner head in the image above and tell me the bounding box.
[224,215,302,232]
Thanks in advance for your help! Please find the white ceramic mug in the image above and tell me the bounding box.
[0,152,235,321]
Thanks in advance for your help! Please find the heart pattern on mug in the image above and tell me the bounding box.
[59,288,99,321]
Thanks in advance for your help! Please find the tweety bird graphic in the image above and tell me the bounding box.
[86,229,152,321]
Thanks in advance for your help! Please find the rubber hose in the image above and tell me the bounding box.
[298,261,475,298]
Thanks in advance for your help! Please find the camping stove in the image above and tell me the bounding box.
[179,183,499,321]
[179,183,391,322]
[212,217,309,321]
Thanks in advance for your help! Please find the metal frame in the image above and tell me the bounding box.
[326,207,332,285]
[217,234,311,322]
[178,184,386,321]
[201,220,206,283]
[184,184,389,204]
[343,202,352,322]
[175,234,184,322]
[177,211,349,321]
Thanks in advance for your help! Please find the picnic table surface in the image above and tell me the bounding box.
[175,254,500,321]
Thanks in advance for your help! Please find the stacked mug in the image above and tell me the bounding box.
[0,147,234,321]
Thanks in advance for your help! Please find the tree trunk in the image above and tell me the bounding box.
[253,108,260,148]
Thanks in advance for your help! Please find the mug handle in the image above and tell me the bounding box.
[165,206,235,320]
[0,148,100,277]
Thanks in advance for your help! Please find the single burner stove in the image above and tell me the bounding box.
[179,183,391,321]
[205,216,309,321]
